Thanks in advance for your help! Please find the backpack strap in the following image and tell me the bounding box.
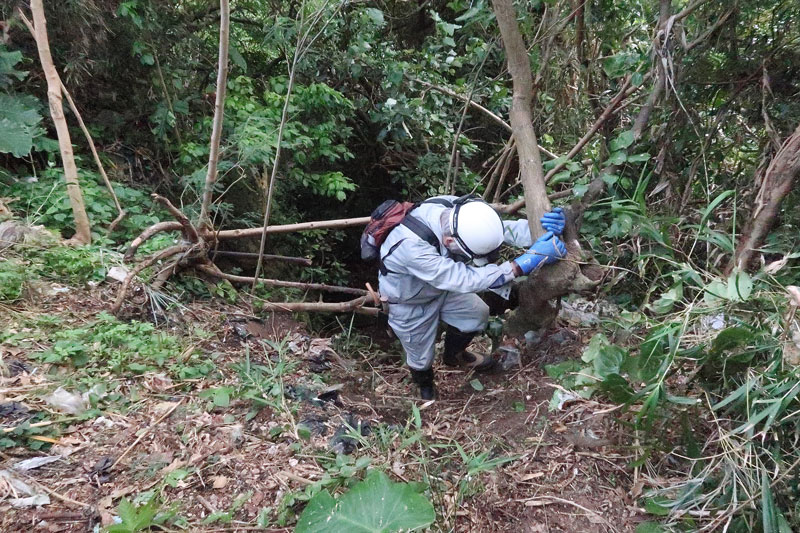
[379,239,405,276]
[379,215,443,275]
[421,198,454,208]
[379,200,450,276]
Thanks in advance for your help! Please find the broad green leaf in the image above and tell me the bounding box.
[644,497,671,516]
[627,153,651,162]
[703,279,729,303]
[364,8,385,27]
[470,378,484,391]
[229,45,248,72]
[0,117,34,158]
[605,151,627,166]
[711,326,751,356]
[597,373,634,403]
[295,470,435,533]
[609,130,634,151]
[727,269,753,301]
[649,282,683,314]
[0,93,42,127]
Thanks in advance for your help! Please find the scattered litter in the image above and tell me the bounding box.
[0,220,58,252]
[0,469,50,508]
[497,346,521,371]
[559,296,620,326]
[524,330,543,347]
[106,265,129,283]
[12,456,61,472]
[25,281,71,298]
[42,387,87,415]
[0,401,30,420]
[548,330,578,345]
[699,313,726,331]
[329,414,371,455]
[298,416,328,437]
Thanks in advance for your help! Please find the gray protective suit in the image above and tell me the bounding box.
[378,196,533,370]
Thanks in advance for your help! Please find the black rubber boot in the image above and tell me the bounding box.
[442,326,495,372]
[410,368,435,400]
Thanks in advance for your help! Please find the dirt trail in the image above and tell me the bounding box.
[0,286,641,532]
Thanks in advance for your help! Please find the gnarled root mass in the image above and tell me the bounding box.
[112,194,377,316]
[505,207,602,335]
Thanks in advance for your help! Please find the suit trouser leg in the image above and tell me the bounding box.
[388,297,446,371]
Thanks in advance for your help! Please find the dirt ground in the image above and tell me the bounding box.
[0,284,647,532]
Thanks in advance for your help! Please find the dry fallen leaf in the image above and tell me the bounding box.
[212,475,229,489]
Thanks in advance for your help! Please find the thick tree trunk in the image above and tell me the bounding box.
[729,123,800,273]
[491,0,598,333]
[491,0,549,240]
[28,1,92,244]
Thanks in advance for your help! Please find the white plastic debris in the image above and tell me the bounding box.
[12,456,61,472]
[0,469,50,508]
[106,265,130,283]
[42,387,87,415]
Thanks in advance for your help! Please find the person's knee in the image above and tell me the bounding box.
[458,300,489,333]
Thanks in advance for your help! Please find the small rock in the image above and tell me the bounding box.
[212,475,229,489]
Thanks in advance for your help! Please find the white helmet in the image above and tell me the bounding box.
[448,197,504,265]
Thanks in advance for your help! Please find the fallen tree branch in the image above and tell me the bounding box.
[215,216,372,240]
[197,263,368,296]
[152,194,200,243]
[209,250,312,266]
[124,221,183,261]
[255,295,379,316]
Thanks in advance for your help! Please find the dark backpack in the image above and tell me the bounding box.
[360,198,453,272]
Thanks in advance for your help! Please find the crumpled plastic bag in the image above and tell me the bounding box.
[42,387,87,415]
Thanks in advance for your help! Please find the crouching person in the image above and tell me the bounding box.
[376,195,567,399]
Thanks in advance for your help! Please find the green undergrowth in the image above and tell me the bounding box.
[549,266,800,529]
[2,312,216,381]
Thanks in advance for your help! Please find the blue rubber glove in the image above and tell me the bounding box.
[540,207,565,235]
[513,231,567,275]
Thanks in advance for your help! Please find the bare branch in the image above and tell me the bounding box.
[197,263,368,296]
[152,194,200,243]
[58,81,126,232]
[198,0,230,228]
[124,221,183,261]
[256,296,379,316]
[209,250,312,266]
[216,216,372,240]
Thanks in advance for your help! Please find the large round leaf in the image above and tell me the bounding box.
[296,470,435,533]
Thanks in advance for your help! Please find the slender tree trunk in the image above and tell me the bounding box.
[491,0,549,240]
[729,123,800,273]
[198,0,230,229]
[27,1,91,244]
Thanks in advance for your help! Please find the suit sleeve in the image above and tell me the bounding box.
[385,239,515,292]
[503,219,534,248]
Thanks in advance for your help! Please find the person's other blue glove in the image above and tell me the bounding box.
[513,231,567,275]
[540,207,565,235]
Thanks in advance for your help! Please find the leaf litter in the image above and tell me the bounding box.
[1,283,645,532]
